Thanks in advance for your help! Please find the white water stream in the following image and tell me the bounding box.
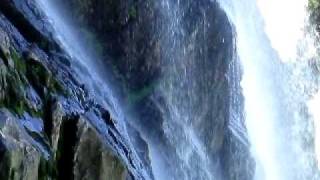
[218,0,320,179]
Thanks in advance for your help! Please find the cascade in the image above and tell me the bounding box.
[33,0,152,178]
[34,0,121,113]
[33,0,320,179]
[218,0,320,179]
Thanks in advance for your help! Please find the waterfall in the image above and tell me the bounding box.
[218,0,320,180]
[34,0,121,114]
[309,92,320,169]
[33,0,221,179]
[31,0,320,179]
[33,1,152,179]
[148,1,217,179]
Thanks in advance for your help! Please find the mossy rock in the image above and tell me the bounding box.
[26,53,64,98]
[0,43,64,117]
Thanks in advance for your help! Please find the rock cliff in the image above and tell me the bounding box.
[0,0,151,179]
[0,0,255,179]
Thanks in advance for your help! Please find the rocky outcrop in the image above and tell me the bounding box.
[0,0,151,179]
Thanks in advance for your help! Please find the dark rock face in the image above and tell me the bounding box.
[0,0,255,179]
[0,0,151,179]
[57,0,254,179]
[59,0,161,93]
[221,58,255,180]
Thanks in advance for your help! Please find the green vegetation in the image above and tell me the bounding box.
[10,49,26,74]
[1,55,30,116]
[308,0,320,32]
[0,45,65,117]
[309,0,320,10]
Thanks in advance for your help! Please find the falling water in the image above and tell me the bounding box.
[33,0,220,179]
[32,0,320,179]
[149,1,216,179]
[218,0,320,180]
[309,92,320,169]
[32,1,153,179]
[34,0,121,114]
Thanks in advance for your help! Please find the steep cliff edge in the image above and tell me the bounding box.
[0,0,151,179]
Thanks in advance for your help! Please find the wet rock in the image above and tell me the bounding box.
[49,100,65,156]
[0,58,8,101]
[0,0,59,52]
[0,0,256,179]
[0,30,14,69]
[0,1,151,179]
[0,28,10,56]
[59,0,254,179]
[126,123,153,178]
[22,112,44,134]
[0,109,42,180]
[221,130,255,180]
[74,117,128,180]
[25,86,43,113]
[56,0,161,93]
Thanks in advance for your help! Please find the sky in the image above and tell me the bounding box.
[257,0,308,61]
